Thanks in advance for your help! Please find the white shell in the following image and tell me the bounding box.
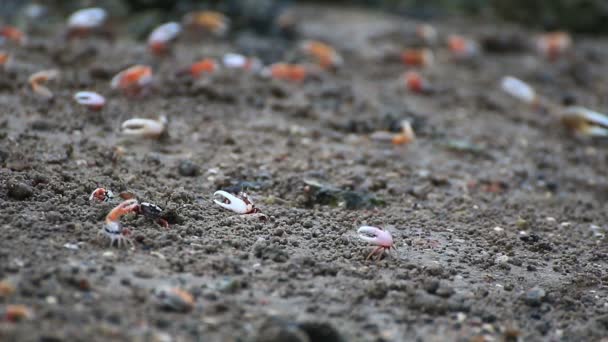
[68,8,107,28]
[500,76,536,104]
[148,22,181,44]
[121,116,167,138]
[74,91,105,107]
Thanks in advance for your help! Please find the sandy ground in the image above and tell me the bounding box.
[1,4,608,342]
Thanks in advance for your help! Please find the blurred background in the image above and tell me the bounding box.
[2,0,608,37]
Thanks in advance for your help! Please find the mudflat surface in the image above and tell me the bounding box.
[1,5,608,342]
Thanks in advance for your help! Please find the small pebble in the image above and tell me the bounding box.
[524,286,546,306]
[178,159,200,177]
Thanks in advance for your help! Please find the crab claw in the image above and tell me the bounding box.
[357,226,394,248]
[74,91,105,111]
[561,106,608,137]
[121,115,167,139]
[105,199,140,223]
[213,190,255,214]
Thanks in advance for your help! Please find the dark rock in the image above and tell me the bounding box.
[178,160,199,177]
[7,181,34,200]
[524,286,546,306]
[254,317,309,342]
[298,321,344,342]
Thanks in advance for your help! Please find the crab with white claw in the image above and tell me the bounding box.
[100,199,139,247]
[213,190,267,220]
[89,187,114,202]
[358,226,395,261]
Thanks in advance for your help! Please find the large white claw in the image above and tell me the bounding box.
[148,22,181,44]
[500,76,536,104]
[121,116,167,138]
[213,190,250,214]
[68,8,107,28]
[357,226,394,247]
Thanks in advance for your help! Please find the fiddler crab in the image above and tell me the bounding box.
[98,195,170,247]
[148,22,181,56]
[213,190,267,221]
[90,187,114,202]
[177,58,218,78]
[65,7,109,40]
[111,65,153,97]
[358,226,395,261]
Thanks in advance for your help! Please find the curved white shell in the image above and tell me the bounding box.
[68,8,107,28]
[148,22,181,44]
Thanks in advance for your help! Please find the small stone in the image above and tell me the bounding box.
[524,286,546,306]
[7,181,33,200]
[154,286,195,313]
[493,226,504,232]
[178,160,200,177]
